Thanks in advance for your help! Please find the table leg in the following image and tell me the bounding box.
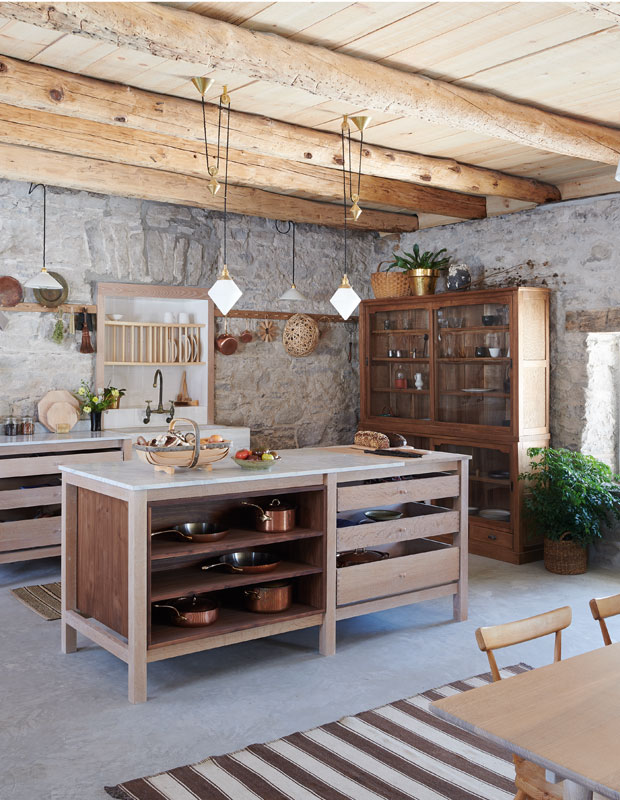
[61,480,78,654]
[319,474,336,656]
[563,780,593,800]
[127,492,148,704]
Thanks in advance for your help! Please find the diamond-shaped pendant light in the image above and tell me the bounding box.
[208,264,242,315]
[330,273,360,320]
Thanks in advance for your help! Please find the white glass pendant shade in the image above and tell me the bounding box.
[24,266,62,290]
[330,273,361,320]
[208,264,242,315]
[615,158,620,181]
[279,283,307,301]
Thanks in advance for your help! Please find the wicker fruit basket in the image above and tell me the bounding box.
[544,534,587,575]
[370,262,411,299]
[134,418,230,474]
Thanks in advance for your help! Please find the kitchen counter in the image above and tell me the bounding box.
[61,446,469,702]
[0,430,132,448]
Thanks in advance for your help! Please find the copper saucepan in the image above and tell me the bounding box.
[336,549,389,568]
[244,580,292,613]
[242,498,296,532]
[152,522,229,543]
[215,318,238,355]
[201,551,281,574]
[153,594,219,627]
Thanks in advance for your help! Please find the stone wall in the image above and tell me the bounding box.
[0,178,393,448]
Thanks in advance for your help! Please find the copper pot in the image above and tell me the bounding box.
[242,498,296,532]
[215,318,238,355]
[244,580,292,613]
[336,549,389,568]
[153,594,218,627]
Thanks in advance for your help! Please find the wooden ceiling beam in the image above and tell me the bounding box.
[0,3,618,165]
[0,142,418,233]
[0,55,558,206]
[0,101,483,219]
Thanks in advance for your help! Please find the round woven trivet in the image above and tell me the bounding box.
[282,313,319,357]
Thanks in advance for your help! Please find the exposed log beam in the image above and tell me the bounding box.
[568,3,620,23]
[0,142,418,232]
[0,101,484,219]
[565,308,620,332]
[0,53,557,206]
[0,3,618,165]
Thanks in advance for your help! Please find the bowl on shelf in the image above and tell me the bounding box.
[107,314,124,321]
[488,348,501,358]
[482,315,498,326]
[488,470,510,480]
[364,509,404,522]
[479,508,511,521]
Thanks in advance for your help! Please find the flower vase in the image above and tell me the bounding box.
[90,411,103,431]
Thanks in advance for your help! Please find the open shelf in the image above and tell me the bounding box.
[149,603,322,648]
[104,361,205,366]
[372,357,430,363]
[438,325,509,334]
[372,387,429,395]
[151,561,322,602]
[151,527,323,561]
[105,321,206,328]
[437,358,510,363]
[371,329,429,335]
[440,390,509,398]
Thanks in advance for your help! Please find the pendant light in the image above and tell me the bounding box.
[330,124,361,321]
[276,220,306,301]
[342,113,371,221]
[192,79,242,316]
[24,183,63,290]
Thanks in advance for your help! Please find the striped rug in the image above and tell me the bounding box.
[105,664,530,800]
[10,581,61,620]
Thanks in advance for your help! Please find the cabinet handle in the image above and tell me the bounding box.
[488,534,497,541]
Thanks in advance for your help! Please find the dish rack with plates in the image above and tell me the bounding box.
[104,321,205,366]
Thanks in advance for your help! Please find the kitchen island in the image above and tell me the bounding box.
[61,446,469,702]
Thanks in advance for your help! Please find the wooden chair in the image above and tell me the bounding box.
[589,593,620,646]
[475,606,572,800]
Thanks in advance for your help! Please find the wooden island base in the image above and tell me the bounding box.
[61,447,469,702]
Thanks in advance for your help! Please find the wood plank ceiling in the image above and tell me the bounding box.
[0,1,618,229]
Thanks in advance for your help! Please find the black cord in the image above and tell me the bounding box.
[357,129,363,198]
[223,95,231,265]
[341,129,347,273]
[274,220,295,284]
[29,183,46,270]
[200,96,211,173]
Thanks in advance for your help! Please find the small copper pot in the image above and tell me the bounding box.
[215,318,238,355]
[154,594,218,627]
[242,498,296,532]
[244,580,292,613]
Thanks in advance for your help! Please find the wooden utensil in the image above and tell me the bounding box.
[38,390,80,430]
[46,402,79,432]
[0,276,23,307]
[175,370,198,406]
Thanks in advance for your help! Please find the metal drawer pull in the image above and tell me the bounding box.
[488,534,497,541]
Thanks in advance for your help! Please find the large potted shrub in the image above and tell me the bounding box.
[388,245,451,296]
[519,447,620,574]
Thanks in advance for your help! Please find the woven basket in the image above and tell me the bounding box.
[283,313,319,357]
[134,418,230,475]
[370,263,411,299]
[544,534,587,575]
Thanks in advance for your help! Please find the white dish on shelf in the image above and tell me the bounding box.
[107,314,124,321]
[180,335,191,362]
[165,338,178,363]
[479,508,511,521]
[461,388,493,393]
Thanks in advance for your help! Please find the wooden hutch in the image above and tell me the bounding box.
[359,286,550,564]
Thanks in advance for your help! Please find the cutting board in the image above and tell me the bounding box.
[46,402,79,433]
[38,390,81,431]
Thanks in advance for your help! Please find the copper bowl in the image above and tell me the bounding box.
[153,594,218,627]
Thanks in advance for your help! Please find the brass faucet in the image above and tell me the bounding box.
[143,369,175,424]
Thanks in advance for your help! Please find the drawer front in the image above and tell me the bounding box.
[337,509,459,551]
[0,486,61,510]
[338,474,459,512]
[0,449,123,479]
[0,516,61,552]
[470,525,513,550]
[337,546,460,606]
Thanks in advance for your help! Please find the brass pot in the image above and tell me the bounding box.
[409,268,438,296]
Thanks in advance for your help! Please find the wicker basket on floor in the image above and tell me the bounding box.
[544,533,587,575]
[370,263,411,299]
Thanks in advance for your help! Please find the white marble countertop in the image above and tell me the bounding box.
[0,430,132,448]
[60,447,410,491]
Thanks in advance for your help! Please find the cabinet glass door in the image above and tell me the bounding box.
[435,301,511,429]
[368,307,430,421]
[435,442,512,525]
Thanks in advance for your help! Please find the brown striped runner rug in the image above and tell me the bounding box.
[105,663,531,800]
[10,581,61,620]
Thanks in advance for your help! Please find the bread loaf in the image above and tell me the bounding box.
[386,432,407,448]
[354,430,390,449]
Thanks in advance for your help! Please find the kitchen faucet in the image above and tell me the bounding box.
[143,369,175,424]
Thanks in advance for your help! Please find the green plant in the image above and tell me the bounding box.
[518,447,620,547]
[75,380,114,414]
[103,385,126,400]
[388,244,450,273]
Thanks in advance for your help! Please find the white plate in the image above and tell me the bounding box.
[180,335,191,362]
[165,338,178,363]
[461,388,493,393]
[479,508,511,521]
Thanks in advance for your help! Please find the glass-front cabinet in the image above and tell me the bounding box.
[359,287,550,565]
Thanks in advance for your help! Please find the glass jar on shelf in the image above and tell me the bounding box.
[394,369,407,389]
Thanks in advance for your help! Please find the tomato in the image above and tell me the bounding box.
[235,449,251,460]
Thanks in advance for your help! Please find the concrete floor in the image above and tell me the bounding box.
[1,555,619,800]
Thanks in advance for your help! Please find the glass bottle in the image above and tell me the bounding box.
[20,416,35,435]
[4,416,18,436]
[394,369,407,389]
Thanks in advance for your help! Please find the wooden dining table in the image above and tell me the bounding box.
[432,643,620,800]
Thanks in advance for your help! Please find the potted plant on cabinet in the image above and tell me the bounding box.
[388,245,451,296]
[519,447,620,574]
[103,385,126,409]
[76,381,115,431]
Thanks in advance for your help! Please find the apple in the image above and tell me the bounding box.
[209,434,225,443]
[261,453,275,461]
[235,449,251,460]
